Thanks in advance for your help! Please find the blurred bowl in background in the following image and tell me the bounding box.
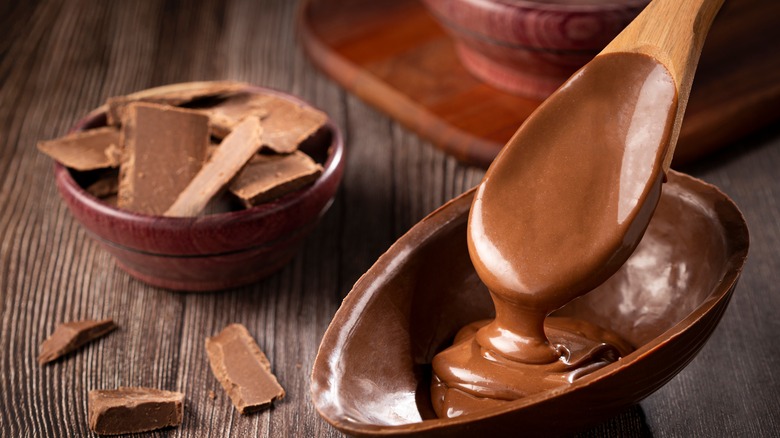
[423,0,649,99]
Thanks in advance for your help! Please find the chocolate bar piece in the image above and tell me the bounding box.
[118,102,209,215]
[37,127,122,171]
[255,96,327,153]
[38,319,117,365]
[199,93,327,152]
[106,81,247,126]
[230,151,323,207]
[197,93,270,138]
[88,387,184,435]
[196,93,271,138]
[164,116,264,217]
[85,170,119,198]
[205,324,285,414]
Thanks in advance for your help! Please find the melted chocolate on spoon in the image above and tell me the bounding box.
[431,52,678,418]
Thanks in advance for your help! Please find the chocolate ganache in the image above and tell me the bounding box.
[432,52,678,418]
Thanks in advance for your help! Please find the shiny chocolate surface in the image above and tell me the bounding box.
[430,53,676,414]
[311,171,748,437]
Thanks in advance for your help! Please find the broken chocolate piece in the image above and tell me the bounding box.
[255,96,327,153]
[118,102,209,215]
[106,81,248,126]
[230,151,323,207]
[195,93,271,138]
[38,319,117,365]
[198,93,327,151]
[88,387,184,435]
[164,116,264,217]
[37,127,122,171]
[85,170,119,198]
[205,323,285,414]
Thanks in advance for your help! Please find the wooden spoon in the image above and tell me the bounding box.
[463,0,725,364]
[602,0,726,172]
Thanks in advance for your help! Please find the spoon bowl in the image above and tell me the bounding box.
[311,170,748,437]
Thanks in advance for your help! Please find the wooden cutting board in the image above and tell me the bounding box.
[299,0,780,168]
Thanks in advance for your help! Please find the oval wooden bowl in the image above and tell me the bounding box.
[54,85,344,292]
[311,171,748,437]
[422,0,648,99]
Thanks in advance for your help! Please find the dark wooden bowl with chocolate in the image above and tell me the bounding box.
[46,82,344,291]
[311,171,748,437]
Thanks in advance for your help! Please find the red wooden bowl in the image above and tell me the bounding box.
[54,85,344,292]
[423,0,649,99]
[311,171,748,437]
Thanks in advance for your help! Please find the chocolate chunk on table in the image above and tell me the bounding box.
[164,116,264,217]
[205,323,285,414]
[88,387,184,435]
[106,80,248,126]
[38,319,117,365]
[118,102,209,215]
[230,151,323,207]
[37,127,122,171]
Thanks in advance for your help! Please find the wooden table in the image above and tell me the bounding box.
[1,1,778,436]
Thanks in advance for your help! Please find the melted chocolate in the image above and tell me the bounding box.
[432,53,678,417]
[431,316,634,418]
[310,171,749,436]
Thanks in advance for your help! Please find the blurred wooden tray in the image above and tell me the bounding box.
[299,0,780,168]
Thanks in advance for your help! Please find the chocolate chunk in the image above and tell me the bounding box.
[38,319,117,365]
[118,102,209,215]
[196,93,271,138]
[205,324,285,414]
[85,170,119,198]
[230,151,323,207]
[164,116,264,217]
[196,93,327,150]
[37,127,122,171]
[106,81,248,126]
[88,387,184,435]
[197,93,327,152]
[256,96,328,153]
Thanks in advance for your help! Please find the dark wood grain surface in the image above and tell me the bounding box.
[0,1,778,437]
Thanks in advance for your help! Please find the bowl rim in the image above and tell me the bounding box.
[54,83,344,238]
[423,0,651,52]
[437,0,650,14]
[311,170,749,435]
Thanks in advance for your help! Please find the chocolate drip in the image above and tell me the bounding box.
[432,53,678,418]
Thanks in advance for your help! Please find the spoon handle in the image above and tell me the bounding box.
[601,0,725,171]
